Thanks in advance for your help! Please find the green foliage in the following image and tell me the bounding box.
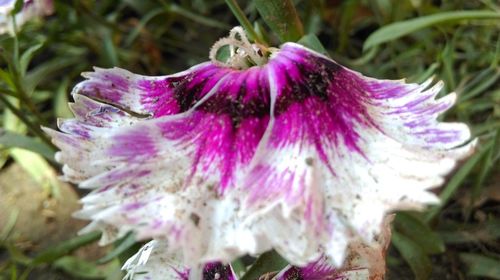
[460,254,500,279]
[240,250,288,280]
[32,232,101,265]
[392,231,432,280]
[0,0,498,279]
[363,10,500,51]
[254,0,304,42]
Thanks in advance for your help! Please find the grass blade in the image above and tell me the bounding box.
[392,231,432,280]
[364,10,500,50]
[460,253,500,279]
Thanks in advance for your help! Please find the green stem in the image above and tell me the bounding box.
[3,24,47,126]
[225,0,266,45]
[0,94,55,150]
[12,75,47,126]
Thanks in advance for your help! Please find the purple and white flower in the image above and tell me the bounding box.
[0,0,53,34]
[45,27,475,279]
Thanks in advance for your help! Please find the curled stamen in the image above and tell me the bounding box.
[210,26,268,69]
[229,26,251,56]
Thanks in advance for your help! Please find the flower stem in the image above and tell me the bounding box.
[0,93,55,150]
[224,0,267,46]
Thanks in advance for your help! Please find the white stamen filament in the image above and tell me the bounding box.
[209,26,267,69]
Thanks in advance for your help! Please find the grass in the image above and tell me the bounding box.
[0,0,499,279]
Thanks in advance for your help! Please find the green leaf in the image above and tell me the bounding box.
[297,34,328,55]
[470,129,500,203]
[439,219,500,244]
[97,233,136,264]
[364,10,500,50]
[32,231,101,265]
[240,250,288,280]
[53,256,106,279]
[230,258,246,279]
[392,231,432,280]
[395,212,445,254]
[124,8,164,47]
[254,0,304,42]
[460,254,500,279]
[12,0,24,15]
[168,4,229,29]
[4,243,32,265]
[54,78,74,119]
[0,68,15,89]
[0,129,55,163]
[460,68,500,102]
[102,30,119,67]
[19,42,44,77]
[337,0,360,53]
[25,57,80,93]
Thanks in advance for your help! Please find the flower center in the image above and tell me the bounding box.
[209,26,273,69]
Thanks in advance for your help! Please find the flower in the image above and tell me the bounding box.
[45,27,475,278]
[0,0,53,34]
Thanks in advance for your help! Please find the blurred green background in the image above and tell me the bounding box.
[0,0,499,279]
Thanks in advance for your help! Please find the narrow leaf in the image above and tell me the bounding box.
[32,232,101,265]
[97,233,136,264]
[392,231,432,280]
[12,0,24,15]
[240,250,288,280]
[53,256,106,279]
[460,253,500,279]
[364,11,500,50]
[395,212,445,254]
[254,0,304,42]
[0,129,55,162]
[20,42,44,76]
[297,34,328,55]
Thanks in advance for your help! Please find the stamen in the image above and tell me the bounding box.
[209,26,268,69]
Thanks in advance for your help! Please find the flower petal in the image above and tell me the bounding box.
[244,43,474,263]
[74,64,230,117]
[123,240,237,280]
[276,215,394,280]
[50,63,276,262]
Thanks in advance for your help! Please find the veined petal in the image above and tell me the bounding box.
[73,64,231,118]
[244,43,474,263]
[48,59,274,262]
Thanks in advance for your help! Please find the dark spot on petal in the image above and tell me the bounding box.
[190,213,200,227]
